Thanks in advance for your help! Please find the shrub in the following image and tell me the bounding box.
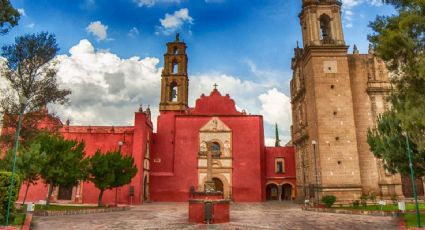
[321,195,337,208]
[360,194,368,207]
[0,172,22,224]
[352,200,360,208]
[391,194,398,205]
[368,192,377,203]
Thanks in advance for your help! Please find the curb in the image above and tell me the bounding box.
[33,206,130,216]
[302,206,403,216]
[22,213,32,230]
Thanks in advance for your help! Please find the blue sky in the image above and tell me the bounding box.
[2,0,395,145]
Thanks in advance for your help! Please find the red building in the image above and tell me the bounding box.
[5,35,296,205]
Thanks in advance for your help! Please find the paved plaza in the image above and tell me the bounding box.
[32,202,398,230]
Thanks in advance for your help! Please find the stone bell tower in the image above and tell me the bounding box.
[159,33,189,111]
[291,0,363,202]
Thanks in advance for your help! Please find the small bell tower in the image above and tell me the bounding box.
[159,33,189,111]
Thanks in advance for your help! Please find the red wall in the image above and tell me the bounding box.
[265,146,296,186]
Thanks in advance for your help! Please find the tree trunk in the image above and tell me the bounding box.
[22,179,30,205]
[46,183,54,209]
[98,189,104,207]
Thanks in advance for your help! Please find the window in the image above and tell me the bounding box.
[210,142,221,158]
[319,14,331,40]
[172,61,178,74]
[169,82,178,102]
[275,158,285,174]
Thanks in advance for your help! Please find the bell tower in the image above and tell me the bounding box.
[159,33,189,111]
[291,0,363,202]
[300,0,345,47]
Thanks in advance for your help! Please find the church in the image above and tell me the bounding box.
[291,0,422,203]
[13,34,296,205]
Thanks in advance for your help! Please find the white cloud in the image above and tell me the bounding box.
[17,8,26,16]
[27,23,35,28]
[86,21,108,41]
[133,0,181,7]
[340,0,383,28]
[158,8,193,35]
[128,27,140,37]
[51,40,292,146]
[51,39,162,127]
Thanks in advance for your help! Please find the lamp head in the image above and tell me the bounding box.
[118,141,124,146]
[312,140,317,145]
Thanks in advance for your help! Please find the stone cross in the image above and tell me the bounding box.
[204,142,216,192]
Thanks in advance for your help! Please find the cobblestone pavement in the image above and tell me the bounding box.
[32,202,398,230]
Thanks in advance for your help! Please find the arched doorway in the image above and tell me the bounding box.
[266,184,279,201]
[281,184,292,201]
[212,177,224,193]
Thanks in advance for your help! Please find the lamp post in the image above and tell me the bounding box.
[5,96,27,225]
[312,140,319,205]
[115,141,124,206]
[403,131,421,227]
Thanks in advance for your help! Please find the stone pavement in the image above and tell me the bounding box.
[32,202,398,230]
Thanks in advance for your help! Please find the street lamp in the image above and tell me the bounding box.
[312,140,319,205]
[5,95,27,225]
[115,140,124,206]
[402,131,421,227]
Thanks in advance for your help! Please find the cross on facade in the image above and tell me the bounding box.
[213,83,218,89]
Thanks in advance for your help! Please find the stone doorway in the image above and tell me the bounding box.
[213,177,224,193]
[57,186,73,200]
[266,184,279,201]
[281,184,292,201]
[402,175,424,197]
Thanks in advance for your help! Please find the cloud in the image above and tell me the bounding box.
[133,0,181,7]
[51,40,292,146]
[340,0,383,28]
[17,8,26,16]
[86,21,108,41]
[27,23,35,28]
[128,27,140,37]
[158,8,193,35]
[51,39,162,127]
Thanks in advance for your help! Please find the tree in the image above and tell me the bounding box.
[0,0,20,35]
[37,133,88,207]
[0,32,71,147]
[368,0,425,151]
[367,111,425,176]
[0,141,46,204]
[88,150,137,207]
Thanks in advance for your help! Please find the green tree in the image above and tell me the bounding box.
[0,140,46,204]
[0,32,70,147]
[0,0,20,35]
[88,150,137,206]
[368,111,425,176]
[37,133,88,208]
[368,0,425,151]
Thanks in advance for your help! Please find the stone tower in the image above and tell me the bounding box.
[159,33,189,111]
[290,0,402,203]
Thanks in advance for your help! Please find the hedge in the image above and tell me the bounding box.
[0,171,21,224]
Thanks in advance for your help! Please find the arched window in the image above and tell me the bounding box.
[169,82,178,102]
[319,14,331,40]
[209,141,221,158]
[172,61,178,74]
[173,46,178,54]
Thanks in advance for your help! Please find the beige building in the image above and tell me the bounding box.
[290,0,417,202]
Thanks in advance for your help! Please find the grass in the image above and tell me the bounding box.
[11,213,26,226]
[337,203,425,212]
[404,213,425,228]
[34,204,100,211]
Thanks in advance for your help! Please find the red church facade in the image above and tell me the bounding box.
[4,35,296,205]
